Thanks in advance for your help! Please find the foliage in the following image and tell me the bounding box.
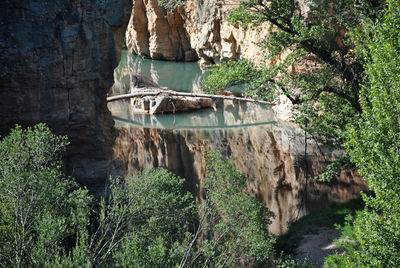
[158,0,184,11]
[325,1,400,266]
[112,153,276,267]
[0,124,92,267]
[203,0,385,148]
[201,59,273,99]
[198,151,275,267]
[111,169,196,267]
[0,125,195,267]
[274,252,314,268]
[315,156,354,182]
[155,151,274,267]
[0,125,276,267]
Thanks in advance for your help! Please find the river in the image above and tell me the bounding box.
[108,51,367,234]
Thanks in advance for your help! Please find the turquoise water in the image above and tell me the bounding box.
[109,99,276,130]
[111,50,205,93]
[109,49,270,129]
[108,52,363,235]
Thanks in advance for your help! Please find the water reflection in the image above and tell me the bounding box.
[109,51,366,235]
[109,99,276,130]
[110,99,367,234]
[111,50,205,93]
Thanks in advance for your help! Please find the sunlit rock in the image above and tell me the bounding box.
[109,99,367,235]
[130,93,212,114]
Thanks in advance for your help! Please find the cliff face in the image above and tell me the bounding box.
[110,100,367,234]
[0,0,132,194]
[126,0,269,64]
[126,0,198,61]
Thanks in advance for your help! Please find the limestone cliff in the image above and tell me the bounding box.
[110,100,367,234]
[126,0,198,61]
[126,0,269,65]
[0,0,132,194]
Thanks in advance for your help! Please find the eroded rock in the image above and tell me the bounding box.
[126,0,269,65]
[130,93,212,114]
[126,0,198,61]
[0,0,132,194]
[110,100,368,234]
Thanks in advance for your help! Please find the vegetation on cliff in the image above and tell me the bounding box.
[158,0,185,11]
[203,0,400,266]
[203,0,384,148]
[325,1,400,266]
[0,125,276,267]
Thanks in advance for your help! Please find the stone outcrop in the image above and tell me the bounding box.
[130,93,212,114]
[110,100,368,234]
[126,1,322,66]
[126,0,198,61]
[182,0,270,66]
[0,0,132,194]
[126,0,269,65]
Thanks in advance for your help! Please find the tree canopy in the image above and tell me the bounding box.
[203,0,385,147]
[325,1,400,266]
[0,125,276,267]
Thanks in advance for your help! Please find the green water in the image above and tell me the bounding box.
[108,52,361,236]
[109,49,271,129]
[108,99,276,130]
[112,50,205,93]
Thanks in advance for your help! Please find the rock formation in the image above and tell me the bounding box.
[126,0,269,65]
[126,0,198,61]
[129,93,212,114]
[182,0,270,66]
[110,100,368,234]
[0,0,132,194]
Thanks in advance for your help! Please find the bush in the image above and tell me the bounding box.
[0,125,276,267]
[0,124,91,267]
[325,1,400,266]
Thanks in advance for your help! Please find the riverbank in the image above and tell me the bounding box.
[276,198,364,266]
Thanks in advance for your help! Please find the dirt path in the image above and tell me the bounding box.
[295,227,344,267]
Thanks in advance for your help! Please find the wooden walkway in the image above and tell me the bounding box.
[106,90,271,105]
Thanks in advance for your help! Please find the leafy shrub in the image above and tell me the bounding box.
[158,0,184,11]
[325,1,400,266]
[0,124,92,267]
[199,151,275,267]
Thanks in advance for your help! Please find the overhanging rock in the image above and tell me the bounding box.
[130,93,212,114]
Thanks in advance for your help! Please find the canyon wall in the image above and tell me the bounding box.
[0,0,132,194]
[126,0,198,61]
[126,0,269,65]
[110,100,368,234]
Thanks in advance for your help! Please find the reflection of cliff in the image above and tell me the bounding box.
[111,101,367,234]
[0,0,132,194]
[109,99,276,129]
[110,51,205,93]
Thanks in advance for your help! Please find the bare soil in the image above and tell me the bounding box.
[295,227,344,267]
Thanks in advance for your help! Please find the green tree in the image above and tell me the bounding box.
[86,153,275,268]
[0,125,197,267]
[111,169,197,267]
[0,124,91,267]
[325,0,400,266]
[185,151,275,267]
[0,125,276,267]
[203,0,385,147]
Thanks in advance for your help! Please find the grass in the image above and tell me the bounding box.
[275,197,364,255]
